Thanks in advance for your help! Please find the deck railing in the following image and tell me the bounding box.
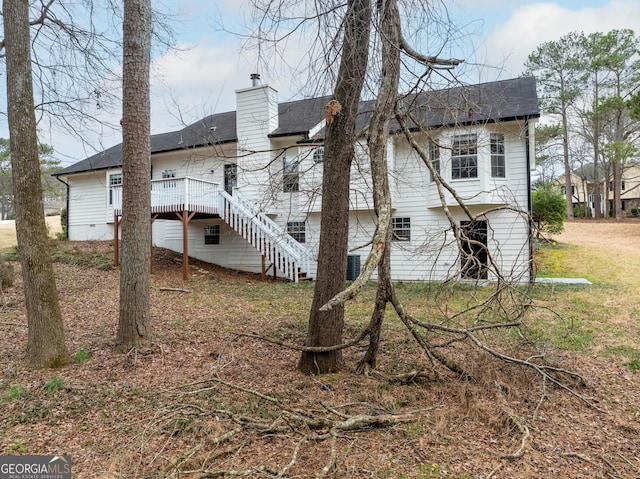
[111,178,312,282]
[112,177,220,216]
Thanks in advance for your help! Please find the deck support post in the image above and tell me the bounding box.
[176,210,196,280]
[261,255,266,281]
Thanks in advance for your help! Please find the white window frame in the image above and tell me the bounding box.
[283,156,299,192]
[312,147,325,164]
[204,225,220,245]
[107,171,122,206]
[287,221,306,243]
[392,217,411,242]
[490,133,506,178]
[451,134,478,179]
[429,141,440,182]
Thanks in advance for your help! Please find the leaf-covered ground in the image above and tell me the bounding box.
[0,221,639,478]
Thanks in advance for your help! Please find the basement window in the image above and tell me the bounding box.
[392,217,411,242]
[204,225,220,245]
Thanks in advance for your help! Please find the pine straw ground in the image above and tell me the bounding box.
[1,221,639,479]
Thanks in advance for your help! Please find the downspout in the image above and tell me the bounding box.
[525,117,534,283]
[55,175,69,240]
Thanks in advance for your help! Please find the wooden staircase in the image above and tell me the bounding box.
[219,191,313,283]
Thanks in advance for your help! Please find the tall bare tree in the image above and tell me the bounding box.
[298,0,372,374]
[116,0,152,351]
[3,0,68,368]
[355,0,400,373]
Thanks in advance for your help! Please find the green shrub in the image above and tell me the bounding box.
[56,207,68,240]
[532,183,567,237]
[573,204,590,218]
[630,207,640,218]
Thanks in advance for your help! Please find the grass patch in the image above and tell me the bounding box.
[44,376,65,393]
[535,242,584,278]
[74,349,92,363]
[4,385,26,401]
[606,345,640,371]
[626,360,640,371]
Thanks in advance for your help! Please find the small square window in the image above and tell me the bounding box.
[287,221,305,243]
[313,147,325,163]
[204,225,220,245]
[392,217,410,241]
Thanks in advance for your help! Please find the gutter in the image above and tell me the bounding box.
[525,117,534,283]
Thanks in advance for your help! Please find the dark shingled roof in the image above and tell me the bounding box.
[54,77,538,176]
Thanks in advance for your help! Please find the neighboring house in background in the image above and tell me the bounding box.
[559,162,640,217]
[53,76,539,283]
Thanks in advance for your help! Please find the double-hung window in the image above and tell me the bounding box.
[204,225,220,245]
[283,157,299,192]
[429,141,440,182]
[451,134,477,179]
[108,172,122,206]
[224,164,237,194]
[287,221,305,243]
[490,133,506,178]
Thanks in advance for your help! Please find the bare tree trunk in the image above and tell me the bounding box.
[356,0,401,374]
[116,0,152,351]
[3,0,69,368]
[298,0,371,374]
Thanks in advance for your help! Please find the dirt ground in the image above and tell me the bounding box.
[1,222,639,478]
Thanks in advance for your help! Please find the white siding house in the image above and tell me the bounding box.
[54,76,539,283]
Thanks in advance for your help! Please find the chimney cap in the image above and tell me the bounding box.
[250,73,261,86]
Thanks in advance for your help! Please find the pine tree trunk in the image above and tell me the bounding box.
[3,0,69,368]
[298,0,371,374]
[116,0,152,351]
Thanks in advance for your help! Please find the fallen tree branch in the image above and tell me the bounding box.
[499,408,530,459]
[0,321,27,327]
[234,330,369,353]
[159,287,191,293]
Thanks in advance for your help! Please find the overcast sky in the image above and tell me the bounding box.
[3,0,640,165]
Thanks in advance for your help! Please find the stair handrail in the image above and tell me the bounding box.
[219,190,313,280]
